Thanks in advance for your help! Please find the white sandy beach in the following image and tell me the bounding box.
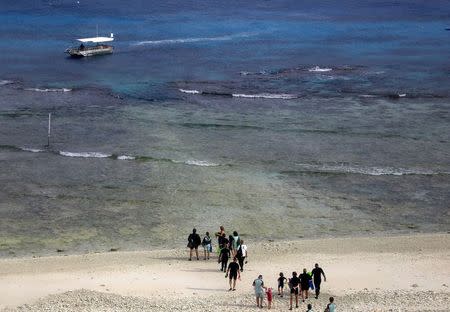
[1,233,449,311]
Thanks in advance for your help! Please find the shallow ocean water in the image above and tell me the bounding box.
[0,0,449,256]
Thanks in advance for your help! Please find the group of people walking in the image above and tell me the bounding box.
[187,226,248,291]
[187,227,336,311]
[252,265,334,311]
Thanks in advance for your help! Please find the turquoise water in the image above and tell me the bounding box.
[0,0,449,256]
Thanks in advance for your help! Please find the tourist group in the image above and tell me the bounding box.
[187,226,337,311]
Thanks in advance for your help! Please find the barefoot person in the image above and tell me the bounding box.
[226,257,240,291]
[187,228,201,261]
[202,232,212,260]
[236,239,247,271]
[300,268,312,302]
[277,272,287,297]
[219,243,230,271]
[215,226,225,254]
[289,271,300,310]
[231,231,240,257]
[253,274,265,308]
[311,263,326,299]
[266,287,273,309]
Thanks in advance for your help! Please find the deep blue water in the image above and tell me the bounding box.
[0,1,449,256]
[0,0,449,97]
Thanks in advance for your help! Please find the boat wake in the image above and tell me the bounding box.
[134,32,257,46]
[24,88,72,92]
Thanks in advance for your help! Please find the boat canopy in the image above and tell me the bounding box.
[77,34,114,43]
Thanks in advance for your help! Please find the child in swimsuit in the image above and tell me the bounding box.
[266,287,273,309]
[278,272,287,297]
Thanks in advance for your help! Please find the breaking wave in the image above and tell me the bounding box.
[20,147,44,153]
[59,151,111,158]
[117,155,135,160]
[0,80,14,86]
[178,89,298,100]
[232,93,298,99]
[179,88,200,94]
[308,66,332,72]
[2,144,222,167]
[183,160,220,167]
[292,163,449,176]
[135,32,256,46]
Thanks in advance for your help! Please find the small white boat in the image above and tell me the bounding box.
[65,33,114,57]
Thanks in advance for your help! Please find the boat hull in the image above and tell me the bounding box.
[65,45,113,57]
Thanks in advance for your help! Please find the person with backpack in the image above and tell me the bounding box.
[202,231,212,260]
[187,228,201,261]
[236,239,247,271]
[300,268,312,302]
[231,231,240,257]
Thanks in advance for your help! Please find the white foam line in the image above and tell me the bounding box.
[308,66,332,72]
[117,155,135,160]
[0,80,14,86]
[179,89,200,94]
[232,93,298,99]
[59,151,111,158]
[184,160,220,167]
[134,32,257,46]
[24,88,72,92]
[296,163,442,176]
[20,147,44,153]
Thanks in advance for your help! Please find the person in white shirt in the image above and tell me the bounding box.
[236,240,248,271]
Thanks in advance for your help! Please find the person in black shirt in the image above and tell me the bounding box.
[311,263,326,299]
[226,257,241,291]
[218,233,228,249]
[187,228,201,261]
[299,268,312,302]
[278,272,288,297]
[219,245,231,271]
[289,271,300,310]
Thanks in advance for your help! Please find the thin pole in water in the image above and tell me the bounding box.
[47,113,51,148]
